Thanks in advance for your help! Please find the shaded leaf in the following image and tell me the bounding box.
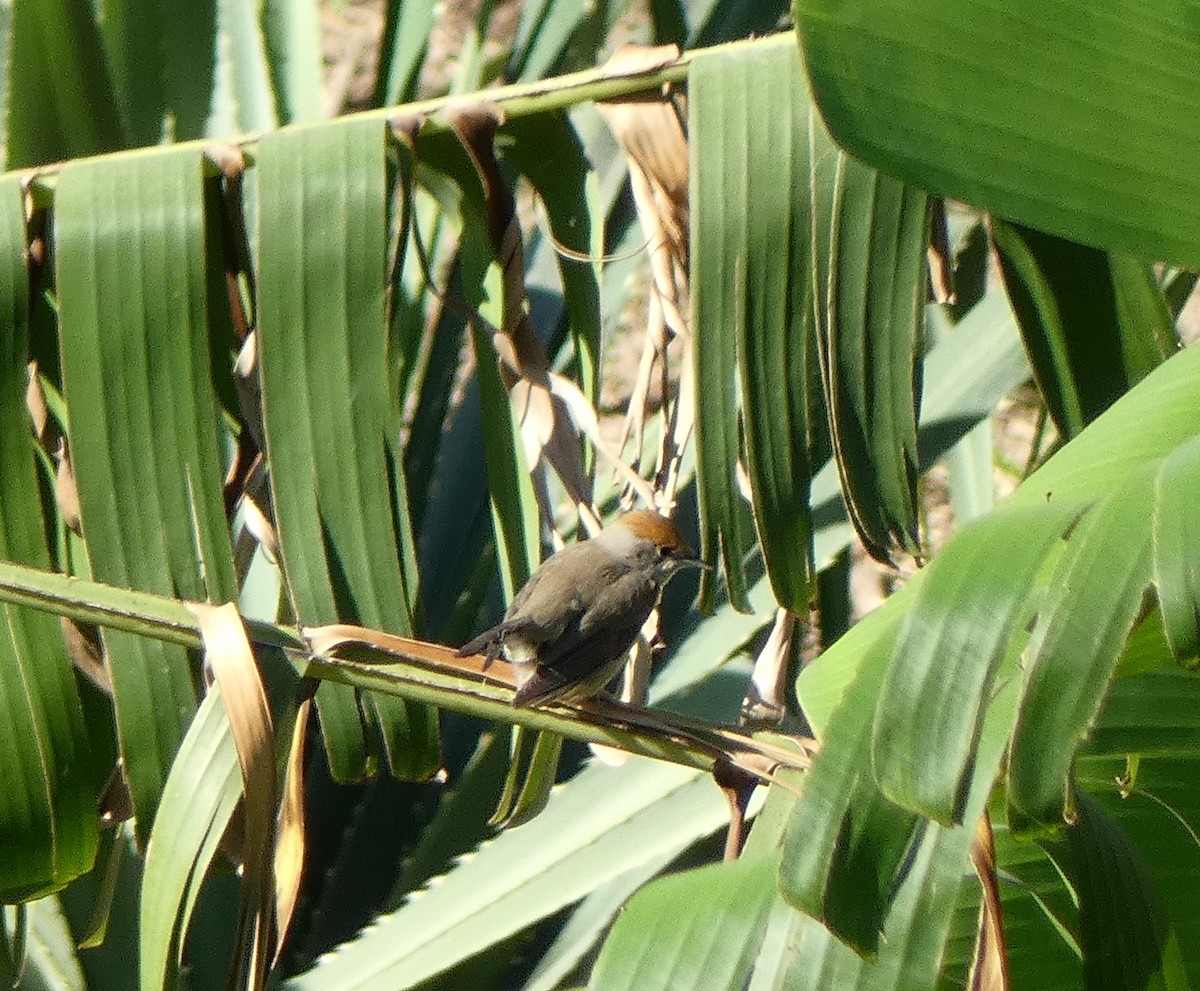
[97,0,218,144]
[139,688,242,991]
[818,151,928,563]
[991,220,1175,439]
[6,0,126,168]
[1062,792,1190,991]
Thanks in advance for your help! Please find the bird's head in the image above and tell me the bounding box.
[598,510,705,581]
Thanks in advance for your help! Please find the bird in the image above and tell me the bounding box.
[457,511,704,707]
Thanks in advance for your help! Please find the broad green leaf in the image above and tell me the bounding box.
[1007,472,1155,832]
[776,655,1022,985]
[991,220,1174,438]
[0,177,96,899]
[6,0,126,168]
[795,0,1200,267]
[56,149,237,841]
[255,117,439,782]
[872,499,1085,824]
[790,307,1200,972]
[587,855,777,991]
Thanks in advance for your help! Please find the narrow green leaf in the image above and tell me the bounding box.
[648,0,687,46]
[1152,436,1200,662]
[508,0,590,83]
[588,855,777,991]
[98,0,218,144]
[795,0,1200,267]
[689,43,776,610]
[14,896,87,991]
[255,116,438,781]
[942,820,1083,991]
[56,149,237,840]
[0,904,25,985]
[0,177,96,899]
[505,727,564,827]
[827,158,928,562]
[943,420,995,525]
[283,759,728,991]
[261,0,323,124]
[991,220,1174,439]
[139,687,240,991]
[209,0,278,136]
[389,731,509,902]
[503,112,602,405]
[871,500,1085,824]
[691,1,790,48]
[375,0,436,107]
[525,852,678,991]
[1008,472,1155,833]
[6,0,127,168]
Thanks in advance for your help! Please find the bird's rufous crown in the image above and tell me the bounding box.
[614,510,688,551]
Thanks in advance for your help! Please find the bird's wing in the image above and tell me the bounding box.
[456,547,589,657]
[513,568,657,706]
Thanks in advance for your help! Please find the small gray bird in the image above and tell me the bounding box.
[457,511,703,707]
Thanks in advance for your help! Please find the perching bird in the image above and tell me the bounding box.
[457,511,703,707]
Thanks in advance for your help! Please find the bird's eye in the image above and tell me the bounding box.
[657,544,673,559]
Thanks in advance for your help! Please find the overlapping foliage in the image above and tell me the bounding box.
[0,2,1197,990]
